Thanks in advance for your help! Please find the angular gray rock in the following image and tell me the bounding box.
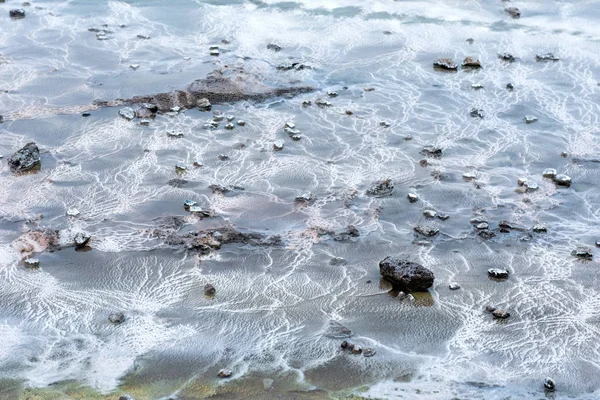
[8,142,41,173]
[379,256,435,291]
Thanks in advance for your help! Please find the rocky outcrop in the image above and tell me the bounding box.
[379,257,435,291]
[8,142,41,173]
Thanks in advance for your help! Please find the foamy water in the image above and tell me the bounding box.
[1,0,600,398]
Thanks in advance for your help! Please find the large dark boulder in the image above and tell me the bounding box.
[8,142,41,173]
[379,257,434,291]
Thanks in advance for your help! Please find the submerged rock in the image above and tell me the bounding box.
[218,369,232,378]
[414,226,439,237]
[504,7,520,18]
[506,83,514,90]
[572,247,593,259]
[462,56,482,69]
[536,53,560,62]
[204,284,216,296]
[267,43,282,52]
[366,179,394,197]
[363,348,376,357]
[8,142,41,173]
[379,256,435,291]
[544,377,556,392]
[294,193,315,204]
[488,268,509,279]
[421,146,443,158]
[433,58,458,71]
[325,321,352,339]
[498,53,516,62]
[470,108,484,118]
[108,312,125,325]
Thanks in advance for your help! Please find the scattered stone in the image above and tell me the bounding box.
[462,56,482,69]
[66,209,80,217]
[226,115,235,122]
[470,216,488,225]
[379,256,435,291]
[552,174,571,187]
[224,123,235,130]
[504,7,520,18]
[463,172,477,180]
[9,9,26,18]
[498,53,516,62]
[340,340,353,350]
[197,98,211,111]
[210,49,220,56]
[139,119,151,126]
[204,284,216,296]
[525,115,538,124]
[119,395,136,400]
[184,200,197,209]
[421,146,442,158]
[532,224,547,233]
[294,193,315,203]
[273,140,284,151]
[267,43,282,52]
[285,122,296,129]
[544,377,556,392]
[167,130,184,138]
[363,348,376,357]
[476,222,489,230]
[488,268,509,279]
[536,53,560,62]
[315,99,332,107]
[470,108,484,118]
[449,282,461,290]
[366,179,394,197]
[237,120,245,126]
[471,83,484,90]
[118,107,135,120]
[218,154,229,161]
[466,38,474,44]
[327,91,338,97]
[572,247,592,259]
[414,226,439,237]
[433,58,458,71]
[108,312,125,325]
[380,121,391,128]
[24,258,40,268]
[492,309,510,319]
[423,210,437,219]
[74,232,91,248]
[407,193,419,203]
[8,142,41,173]
[175,164,187,172]
[193,161,203,168]
[170,106,182,113]
[364,87,375,92]
[437,214,450,221]
[188,206,212,217]
[137,34,150,40]
[506,83,514,90]
[218,369,232,378]
[351,346,363,354]
[524,180,539,191]
[129,64,139,70]
[499,221,527,231]
[276,62,310,71]
[167,178,188,187]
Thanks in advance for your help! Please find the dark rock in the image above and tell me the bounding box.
[488,268,509,279]
[524,115,538,124]
[470,108,484,118]
[218,154,229,161]
[506,83,514,90]
[8,142,41,173]
[315,99,332,107]
[466,38,474,44]
[340,340,352,349]
[380,121,391,128]
[498,53,516,62]
[423,210,436,219]
[532,224,547,233]
[294,193,315,203]
[273,140,284,151]
[167,130,184,138]
[499,221,527,231]
[351,345,363,354]
[328,91,338,98]
[204,284,216,296]
[420,146,442,158]
[492,309,510,319]
[572,247,592,259]
[276,62,310,71]
[119,395,136,400]
[325,321,352,339]
[137,34,150,40]
[379,256,435,291]
[9,9,26,18]
[553,174,571,187]
[74,232,91,248]
[333,225,360,241]
[329,257,346,266]
[536,53,560,62]
[437,214,450,221]
[433,58,458,71]
[544,377,556,392]
[478,229,495,239]
[366,179,394,197]
[414,226,439,237]
[504,7,520,18]
[108,312,125,325]
[462,56,482,69]
[449,282,461,290]
[267,43,282,52]
[218,369,232,378]
[596,240,600,248]
[24,258,40,268]
[470,216,488,225]
[363,348,376,357]
[167,178,188,188]
[82,112,91,117]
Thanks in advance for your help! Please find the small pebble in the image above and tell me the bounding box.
[492,309,510,319]
[449,282,461,290]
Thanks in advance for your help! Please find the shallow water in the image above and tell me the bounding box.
[1,0,600,399]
